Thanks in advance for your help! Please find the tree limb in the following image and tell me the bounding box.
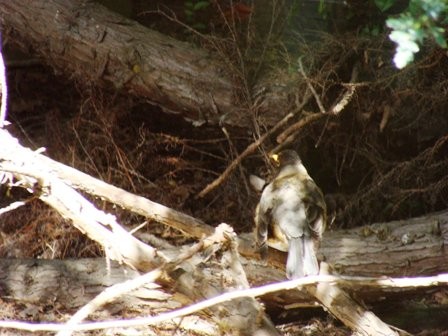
[197,90,312,198]
[1,128,448,279]
[2,128,448,335]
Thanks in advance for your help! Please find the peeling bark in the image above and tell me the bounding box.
[2,128,448,335]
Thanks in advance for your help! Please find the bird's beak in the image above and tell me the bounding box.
[270,153,280,166]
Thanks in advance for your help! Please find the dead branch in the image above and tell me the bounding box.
[196,54,362,196]
[0,128,215,239]
[56,224,234,336]
[2,128,448,280]
[0,129,278,334]
[327,65,361,115]
[57,268,163,336]
[170,223,281,336]
[298,57,326,114]
[0,199,31,215]
[2,128,448,335]
[275,62,361,148]
[196,90,312,198]
[273,112,325,150]
[0,131,162,271]
[0,257,445,311]
[307,263,398,336]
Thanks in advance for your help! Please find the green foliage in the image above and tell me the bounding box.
[317,0,328,19]
[184,0,210,30]
[193,1,210,11]
[364,25,382,37]
[384,0,448,68]
[375,0,397,12]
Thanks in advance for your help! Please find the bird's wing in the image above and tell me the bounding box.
[256,172,326,246]
[254,183,275,255]
[256,182,291,252]
[301,178,327,238]
[254,203,267,247]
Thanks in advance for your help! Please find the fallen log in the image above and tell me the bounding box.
[2,128,448,335]
[2,258,448,335]
[2,128,447,279]
[0,0,296,128]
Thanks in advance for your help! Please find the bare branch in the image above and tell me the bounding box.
[57,224,223,336]
[197,91,312,198]
[275,63,362,148]
[298,57,326,114]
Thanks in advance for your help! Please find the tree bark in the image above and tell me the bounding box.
[1,259,447,333]
[2,128,448,334]
[0,129,280,335]
[1,128,447,280]
[0,0,294,128]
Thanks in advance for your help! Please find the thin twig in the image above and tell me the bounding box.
[273,112,324,152]
[0,199,33,215]
[327,64,361,115]
[298,57,326,114]
[56,268,163,336]
[0,33,9,128]
[276,63,362,147]
[197,92,312,198]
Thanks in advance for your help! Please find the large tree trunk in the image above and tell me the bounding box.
[0,0,293,128]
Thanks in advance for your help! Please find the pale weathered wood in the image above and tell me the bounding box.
[0,139,280,335]
[244,209,448,280]
[2,258,447,310]
[0,131,164,272]
[0,258,142,309]
[0,128,215,245]
[2,128,448,335]
[0,130,279,335]
[169,224,281,336]
[0,258,220,335]
[0,228,281,336]
[321,212,448,277]
[1,128,447,279]
[307,263,398,336]
[2,258,448,335]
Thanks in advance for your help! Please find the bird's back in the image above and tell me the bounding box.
[257,169,326,246]
[254,150,326,278]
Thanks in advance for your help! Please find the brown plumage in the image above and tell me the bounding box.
[255,150,326,279]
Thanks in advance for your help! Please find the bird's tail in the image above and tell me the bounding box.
[286,237,319,279]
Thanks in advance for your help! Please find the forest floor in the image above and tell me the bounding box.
[1,1,448,334]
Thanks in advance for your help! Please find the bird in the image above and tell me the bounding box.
[254,150,326,279]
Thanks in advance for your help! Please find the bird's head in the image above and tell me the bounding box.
[270,149,301,167]
[270,150,308,175]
